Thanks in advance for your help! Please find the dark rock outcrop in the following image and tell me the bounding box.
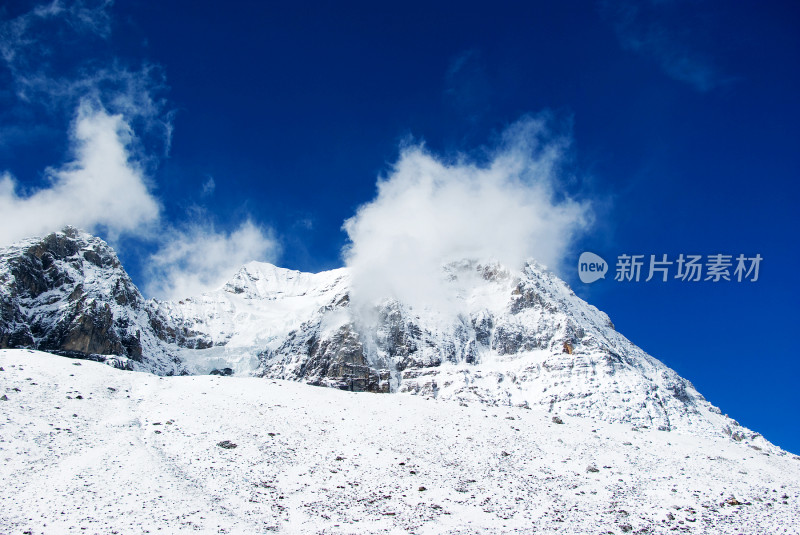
[0,227,184,374]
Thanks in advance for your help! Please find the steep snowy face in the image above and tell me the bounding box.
[156,262,351,376]
[0,228,184,374]
[373,260,717,433]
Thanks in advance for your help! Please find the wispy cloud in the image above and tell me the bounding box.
[1,1,171,157]
[200,175,216,197]
[1,0,114,96]
[602,0,727,92]
[0,101,160,245]
[0,0,112,67]
[145,220,281,300]
[343,115,592,315]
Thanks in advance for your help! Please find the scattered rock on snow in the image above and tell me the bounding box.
[552,416,564,424]
[217,440,238,449]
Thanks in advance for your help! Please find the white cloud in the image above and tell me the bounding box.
[0,101,160,245]
[343,115,592,314]
[145,220,281,300]
[0,2,170,246]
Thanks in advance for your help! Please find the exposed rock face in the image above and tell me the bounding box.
[0,228,184,374]
[292,324,390,393]
[0,228,770,447]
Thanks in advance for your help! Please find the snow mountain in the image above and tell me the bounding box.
[0,228,774,449]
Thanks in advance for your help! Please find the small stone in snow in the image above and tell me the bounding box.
[0,394,8,401]
[217,440,237,449]
[552,416,564,424]
[418,486,427,491]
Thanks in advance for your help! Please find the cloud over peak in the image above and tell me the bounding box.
[145,220,281,301]
[343,115,592,313]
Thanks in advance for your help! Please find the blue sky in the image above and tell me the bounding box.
[1,1,798,452]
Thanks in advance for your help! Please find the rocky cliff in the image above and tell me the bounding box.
[0,228,186,374]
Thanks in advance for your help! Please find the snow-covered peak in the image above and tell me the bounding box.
[221,261,348,300]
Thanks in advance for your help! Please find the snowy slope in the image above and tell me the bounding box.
[1,349,798,534]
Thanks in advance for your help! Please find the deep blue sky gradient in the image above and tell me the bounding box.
[1,1,798,451]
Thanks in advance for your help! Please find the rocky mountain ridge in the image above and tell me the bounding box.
[0,227,773,449]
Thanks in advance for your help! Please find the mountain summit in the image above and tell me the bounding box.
[0,228,772,449]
